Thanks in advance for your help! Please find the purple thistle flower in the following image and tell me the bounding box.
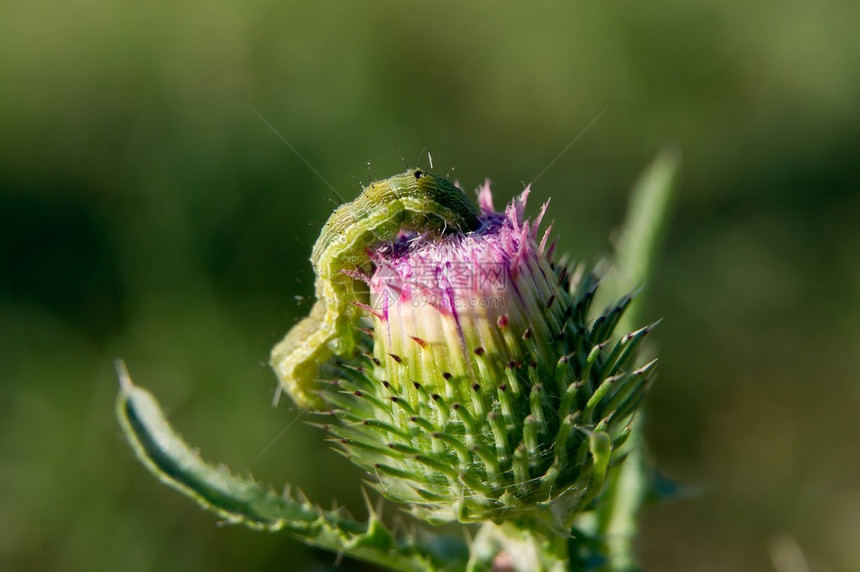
[321,178,655,524]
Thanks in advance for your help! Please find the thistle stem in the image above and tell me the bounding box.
[469,519,570,572]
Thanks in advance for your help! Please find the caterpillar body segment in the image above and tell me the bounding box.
[271,169,480,409]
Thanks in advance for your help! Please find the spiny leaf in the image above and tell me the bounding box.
[114,361,461,572]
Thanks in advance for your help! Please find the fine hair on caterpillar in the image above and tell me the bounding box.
[270,169,481,410]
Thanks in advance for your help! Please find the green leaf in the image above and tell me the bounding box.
[114,360,463,572]
[614,147,681,331]
[595,149,681,571]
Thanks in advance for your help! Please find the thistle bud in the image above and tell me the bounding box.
[320,181,655,525]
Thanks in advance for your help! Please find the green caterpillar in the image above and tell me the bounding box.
[270,169,481,410]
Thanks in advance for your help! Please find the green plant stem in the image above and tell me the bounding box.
[469,518,570,572]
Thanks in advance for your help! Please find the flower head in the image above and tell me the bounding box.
[319,177,655,525]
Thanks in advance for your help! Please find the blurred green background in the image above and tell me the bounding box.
[2,1,858,571]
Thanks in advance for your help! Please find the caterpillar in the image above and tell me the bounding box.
[270,168,481,410]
